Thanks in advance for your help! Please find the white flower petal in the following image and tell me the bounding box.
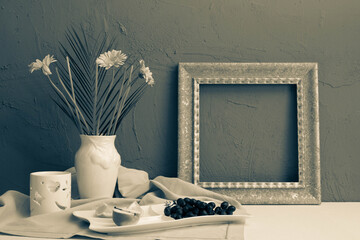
[43,54,57,66]
[147,76,155,86]
[28,59,43,73]
[139,59,145,67]
[42,64,52,75]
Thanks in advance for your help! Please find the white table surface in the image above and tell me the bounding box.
[0,202,358,240]
[244,202,359,240]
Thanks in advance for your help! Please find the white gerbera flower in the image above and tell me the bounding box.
[96,50,127,70]
[28,54,57,75]
[139,60,155,86]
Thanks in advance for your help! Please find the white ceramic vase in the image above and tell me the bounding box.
[75,135,121,199]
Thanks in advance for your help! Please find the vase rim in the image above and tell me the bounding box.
[80,134,116,138]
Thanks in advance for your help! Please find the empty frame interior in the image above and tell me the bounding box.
[199,84,299,183]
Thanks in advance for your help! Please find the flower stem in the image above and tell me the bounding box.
[107,68,127,135]
[46,75,83,134]
[93,63,98,135]
[96,67,115,135]
[67,57,75,100]
[55,68,90,133]
[66,57,83,133]
[112,65,133,134]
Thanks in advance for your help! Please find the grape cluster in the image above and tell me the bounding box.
[164,198,236,220]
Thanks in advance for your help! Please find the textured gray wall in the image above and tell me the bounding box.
[0,0,359,201]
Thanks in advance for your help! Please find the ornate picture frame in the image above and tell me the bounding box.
[178,63,320,204]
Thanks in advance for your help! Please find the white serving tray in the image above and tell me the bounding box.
[73,204,249,234]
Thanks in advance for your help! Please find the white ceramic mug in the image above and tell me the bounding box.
[30,171,71,216]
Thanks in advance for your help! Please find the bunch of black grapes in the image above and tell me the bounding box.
[164,198,236,220]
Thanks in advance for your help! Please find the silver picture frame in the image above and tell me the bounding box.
[178,63,320,204]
